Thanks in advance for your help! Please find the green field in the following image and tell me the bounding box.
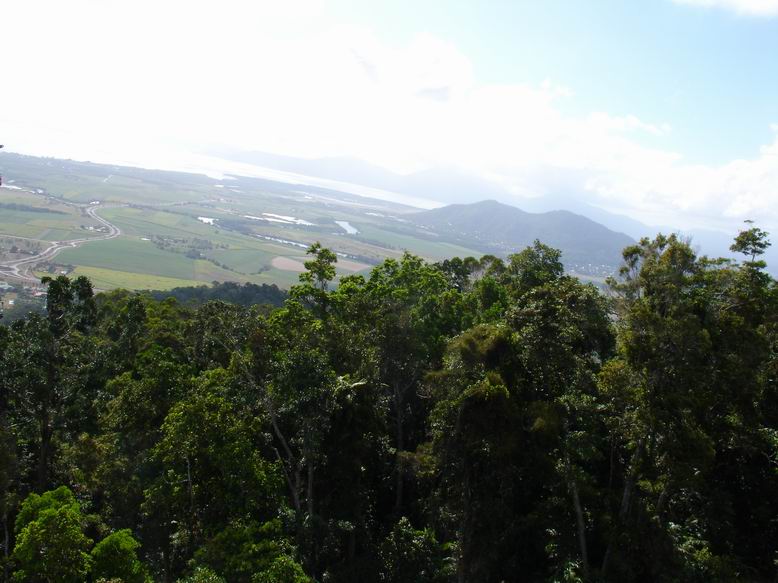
[208,247,276,273]
[101,207,217,239]
[57,237,234,281]
[67,259,301,290]
[0,189,102,241]
[69,266,202,290]
[1,157,210,205]
[0,153,490,291]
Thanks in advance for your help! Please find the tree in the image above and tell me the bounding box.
[12,487,93,583]
[434,257,480,292]
[4,275,103,492]
[730,221,769,264]
[251,555,310,583]
[600,235,717,579]
[259,343,338,576]
[19,317,102,489]
[40,275,96,335]
[378,517,452,583]
[1,238,776,583]
[177,567,226,583]
[358,253,462,514]
[600,232,778,581]
[293,243,337,319]
[505,239,564,296]
[193,520,297,583]
[429,265,613,581]
[0,324,18,583]
[146,375,281,565]
[91,529,146,583]
[184,301,256,371]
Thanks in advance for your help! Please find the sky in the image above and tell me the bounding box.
[3,0,778,234]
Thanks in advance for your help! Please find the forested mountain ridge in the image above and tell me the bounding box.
[0,228,776,582]
[411,200,635,268]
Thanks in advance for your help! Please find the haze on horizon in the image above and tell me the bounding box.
[3,0,778,240]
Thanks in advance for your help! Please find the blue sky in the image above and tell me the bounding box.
[331,0,778,165]
[3,0,778,233]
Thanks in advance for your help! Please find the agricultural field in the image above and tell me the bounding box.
[0,187,103,242]
[1,155,210,205]
[0,153,483,291]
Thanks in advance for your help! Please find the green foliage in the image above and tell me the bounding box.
[14,486,79,533]
[1,236,777,583]
[378,518,453,583]
[193,520,293,583]
[177,566,227,583]
[147,382,282,544]
[12,487,93,583]
[599,232,778,581]
[506,239,564,295]
[293,242,338,318]
[251,555,310,583]
[730,222,770,263]
[91,529,146,583]
[41,274,96,334]
[149,281,287,308]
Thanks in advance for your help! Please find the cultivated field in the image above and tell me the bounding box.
[0,153,483,290]
[0,187,102,242]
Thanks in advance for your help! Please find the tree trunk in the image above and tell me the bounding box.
[38,341,58,493]
[3,508,9,583]
[394,388,404,513]
[565,464,589,581]
[186,456,195,516]
[608,435,616,491]
[273,448,301,513]
[602,439,644,578]
[457,464,470,583]
[268,404,301,512]
[563,436,589,580]
[36,411,52,492]
[655,482,670,525]
[570,477,590,579]
[185,455,197,558]
[617,440,643,523]
[305,442,317,581]
[307,460,314,519]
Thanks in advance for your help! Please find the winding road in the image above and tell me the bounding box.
[0,189,122,284]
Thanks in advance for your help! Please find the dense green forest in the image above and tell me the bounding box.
[0,282,288,325]
[1,228,777,582]
[147,281,288,310]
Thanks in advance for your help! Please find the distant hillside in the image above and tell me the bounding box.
[411,200,634,268]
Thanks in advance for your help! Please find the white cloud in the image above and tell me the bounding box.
[3,0,778,235]
[672,0,778,16]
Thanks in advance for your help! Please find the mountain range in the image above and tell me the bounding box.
[409,200,634,268]
[209,148,768,267]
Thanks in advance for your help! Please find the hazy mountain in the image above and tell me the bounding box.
[410,200,634,268]
[206,148,508,205]
[536,199,778,269]
[520,197,642,238]
[509,193,778,269]
[207,149,661,238]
